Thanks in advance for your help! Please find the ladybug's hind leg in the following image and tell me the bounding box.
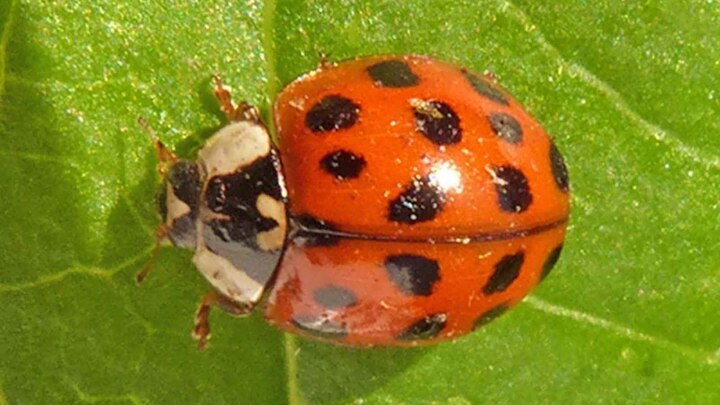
[212,75,262,124]
[192,291,254,349]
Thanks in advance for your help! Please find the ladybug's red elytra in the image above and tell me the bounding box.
[147,55,570,348]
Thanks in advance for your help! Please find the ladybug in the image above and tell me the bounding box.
[146,55,570,348]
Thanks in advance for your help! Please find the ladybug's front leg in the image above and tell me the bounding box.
[192,291,253,349]
[211,75,261,124]
[135,224,170,284]
[135,117,177,283]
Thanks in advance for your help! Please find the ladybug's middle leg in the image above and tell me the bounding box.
[192,291,254,349]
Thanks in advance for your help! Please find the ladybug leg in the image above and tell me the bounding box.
[135,117,177,283]
[135,224,170,284]
[192,291,253,349]
[211,75,262,124]
[318,51,334,69]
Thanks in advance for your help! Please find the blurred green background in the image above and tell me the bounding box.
[1,1,718,403]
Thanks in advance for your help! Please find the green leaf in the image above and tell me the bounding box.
[1,1,718,404]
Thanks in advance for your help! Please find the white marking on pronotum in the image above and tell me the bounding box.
[255,193,287,251]
[198,121,271,177]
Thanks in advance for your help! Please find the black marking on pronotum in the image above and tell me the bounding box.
[483,252,525,295]
[388,175,447,224]
[396,313,447,341]
[461,69,508,105]
[366,60,420,87]
[305,95,360,132]
[412,100,462,145]
[204,155,284,248]
[320,149,367,180]
[384,254,441,296]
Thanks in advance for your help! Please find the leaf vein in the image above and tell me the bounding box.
[64,376,147,405]
[0,247,151,294]
[499,0,720,169]
[0,149,81,169]
[0,0,18,101]
[525,296,718,366]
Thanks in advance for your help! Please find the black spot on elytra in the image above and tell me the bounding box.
[489,113,523,144]
[462,70,508,105]
[412,100,462,145]
[292,214,341,247]
[388,176,446,224]
[168,161,202,212]
[540,245,563,281]
[366,60,419,87]
[204,155,283,249]
[320,149,366,180]
[384,254,440,296]
[483,252,525,295]
[313,285,358,309]
[292,315,347,339]
[550,142,569,192]
[396,313,447,341]
[305,95,360,133]
[473,304,509,330]
[492,165,532,213]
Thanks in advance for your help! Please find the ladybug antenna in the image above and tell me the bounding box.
[138,116,177,173]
